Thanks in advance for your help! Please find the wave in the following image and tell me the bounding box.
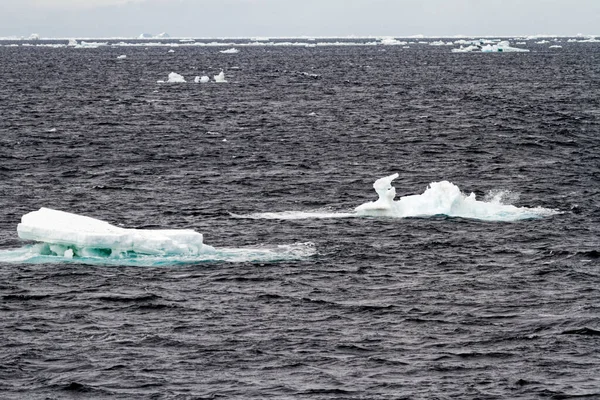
[235,174,560,222]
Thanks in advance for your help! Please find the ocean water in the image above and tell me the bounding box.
[0,39,599,399]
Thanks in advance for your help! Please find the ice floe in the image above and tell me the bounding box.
[214,70,227,83]
[220,47,239,54]
[380,37,408,46]
[195,75,210,83]
[1,208,316,266]
[167,72,186,83]
[236,174,559,222]
[117,54,127,59]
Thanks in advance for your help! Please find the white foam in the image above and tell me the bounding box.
[220,47,239,54]
[214,70,227,83]
[167,72,186,83]
[237,174,559,222]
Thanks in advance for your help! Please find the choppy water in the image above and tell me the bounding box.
[0,38,599,399]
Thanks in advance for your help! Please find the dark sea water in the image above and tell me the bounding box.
[0,38,599,399]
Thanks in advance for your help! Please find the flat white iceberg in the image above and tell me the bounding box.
[220,48,239,54]
[214,70,227,83]
[1,208,316,266]
[167,72,186,83]
[480,41,529,53]
[17,208,212,257]
[117,54,127,59]
[380,38,407,46]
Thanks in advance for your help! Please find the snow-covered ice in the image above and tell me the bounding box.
[214,70,227,83]
[220,48,239,54]
[17,208,213,257]
[1,208,316,266]
[117,55,127,59]
[194,75,210,83]
[167,72,186,83]
[236,174,559,222]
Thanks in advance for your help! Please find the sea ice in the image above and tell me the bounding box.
[380,38,407,46]
[167,72,186,83]
[354,174,556,221]
[220,48,239,54]
[117,55,127,59]
[17,208,213,257]
[214,70,227,83]
[2,208,316,266]
[238,174,559,222]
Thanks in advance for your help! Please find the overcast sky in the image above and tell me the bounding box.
[2,0,599,38]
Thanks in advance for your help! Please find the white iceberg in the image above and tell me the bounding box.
[549,45,562,48]
[167,72,186,83]
[237,174,559,222]
[1,208,316,266]
[380,38,407,46]
[29,33,40,40]
[194,75,210,83]
[220,48,239,54]
[17,208,213,257]
[67,38,78,47]
[117,54,127,59]
[354,174,555,221]
[214,70,227,83]
[480,41,529,53]
[451,45,479,53]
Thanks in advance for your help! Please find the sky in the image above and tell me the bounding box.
[1,0,599,38]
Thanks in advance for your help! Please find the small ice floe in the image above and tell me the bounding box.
[481,41,529,52]
[166,72,186,83]
[157,80,165,83]
[380,37,407,46]
[214,70,227,83]
[535,40,550,44]
[220,48,239,54]
[549,45,562,49]
[451,45,479,53]
[308,112,317,116]
[47,128,57,132]
[194,76,210,83]
[117,55,127,59]
[168,49,175,53]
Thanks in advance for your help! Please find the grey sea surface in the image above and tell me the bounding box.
[0,39,599,399]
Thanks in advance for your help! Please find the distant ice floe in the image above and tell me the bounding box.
[117,54,127,59]
[214,70,227,83]
[236,173,559,222]
[549,45,562,49]
[194,75,210,83]
[452,40,529,53]
[162,72,185,83]
[0,208,315,266]
[220,47,239,54]
[379,37,408,46]
[139,32,170,39]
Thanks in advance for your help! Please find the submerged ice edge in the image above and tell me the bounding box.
[0,242,317,266]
